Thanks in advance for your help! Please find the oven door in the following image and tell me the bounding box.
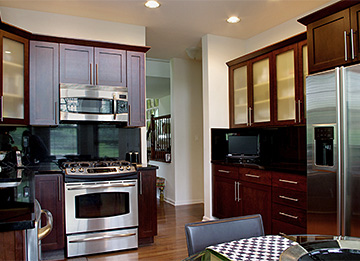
[65,179,138,234]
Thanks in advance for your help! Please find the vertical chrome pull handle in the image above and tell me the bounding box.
[249,107,252,126]
[113,94,117,120]
[234,181,237,202]
[237,182,241,202]
[351,29,355,60]
[0,96,3,122]
[344,31,348,61]
[57,176,61,201]
[96,64,99,85]
[90,63,93,85]
[298,100,301,123]
[139,172,143,195]
[294,100,297,123]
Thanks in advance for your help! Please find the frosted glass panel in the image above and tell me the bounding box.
[3,37,24,119]
[253,58,270,123]
[276,50,295,121]
[233,66,248,124]
[303,45,308,118]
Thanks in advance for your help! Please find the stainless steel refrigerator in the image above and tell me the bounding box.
[307,64,360,237]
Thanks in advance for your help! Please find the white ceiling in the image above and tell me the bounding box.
[0,0,335,60]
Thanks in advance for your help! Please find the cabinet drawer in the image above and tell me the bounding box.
[213,164,239,180]
[272,172,306,192]
[272,203,306,228]
[272,219,306,236]
[240,168,271,185]
[272,187,306,210]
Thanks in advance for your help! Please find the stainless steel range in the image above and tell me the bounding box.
[62,159,138,258]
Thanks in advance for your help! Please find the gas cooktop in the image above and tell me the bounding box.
[61,160,136,176]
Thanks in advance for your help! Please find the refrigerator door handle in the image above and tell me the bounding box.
[344,31,348,61]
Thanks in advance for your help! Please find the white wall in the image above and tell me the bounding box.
[171,58,203,205]
[202,34,246,220]
[158,95,171,115]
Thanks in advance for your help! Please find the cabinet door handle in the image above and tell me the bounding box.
[0,96,3,122]
[298,100,301,123]
[237,182,241,202]
[245,173,260,178]
[279,195,298,202]
[249,107,252,126]
[279,179,297,185]
[90,63,93,85]
[58,176,62,201]
[139,173,143,195]
[279,212,298,220]
[344,31,348,61]
[351,29,355,60]
[234,181,237,202]
[96,63,99,85]
[218,170,230,173]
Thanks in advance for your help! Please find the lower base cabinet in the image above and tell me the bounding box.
[212,164,307,236]
[35,174,65,251]
[0,230,26,260]
[138,169,158,245]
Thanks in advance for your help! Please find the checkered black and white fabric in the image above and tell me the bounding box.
[207,235,298,261]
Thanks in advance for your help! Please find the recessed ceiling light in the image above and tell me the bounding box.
[227,16,241,24]
[145,0,161,9]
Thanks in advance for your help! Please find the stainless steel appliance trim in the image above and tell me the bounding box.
[69,232,136,243]
[340,66,347,236]
[90,63,93,85]
[336,67,343,236]
[67,182,136,190]
[113,93,117,120]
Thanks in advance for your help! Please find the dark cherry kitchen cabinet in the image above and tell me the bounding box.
[138,169,157,245]
[298,1,360,73]
[60,44,126,86]
[30,41,59,125]
[228,33,307,128]
[0,30,29,125]
[35,174,65,251]
[127,51,145,127]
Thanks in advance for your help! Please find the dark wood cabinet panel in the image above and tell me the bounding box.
[307,10,351,73]
[242,181,271,234]
[35,174,65,251]
[0,230,25,260]
[138,169,157,244]
[272,203,307,228]
[94,48,126,86]
[60,44,93,84]
[213,164,239,180]
[272,219,306,236]
[351,4,360,61]
[0,30,29,125]
[213,175,241,219]
[239,168,271,186]
[30,41,59,125]
[272,187,306,209]
[272,171,307,192]
[127,51,145,127]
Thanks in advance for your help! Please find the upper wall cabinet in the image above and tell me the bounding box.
[0,31,29,125]
[60,44,126,86]
[228,34,307,128]
[298,1,360,73]
[30,41,59,126]
[127,51,145,127]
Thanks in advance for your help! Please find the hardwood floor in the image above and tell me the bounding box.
[54,200,204,261]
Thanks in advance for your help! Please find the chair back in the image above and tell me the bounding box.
[185,214,264,256]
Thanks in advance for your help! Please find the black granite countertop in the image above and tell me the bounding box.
[136,163,159,170]
[211,160,306,175]
[0,167,36,232]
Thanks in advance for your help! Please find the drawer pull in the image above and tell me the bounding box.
[279,179,297,185]
[218,170,230,173]
[279,195,298,202]
[279,212,298,220]
[245,174,260,178]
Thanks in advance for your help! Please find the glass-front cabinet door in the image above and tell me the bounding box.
[274,45,296,124]
[230,63,249,126]
[251,55,271,125]
[299,41,308,123]
[1,31,29,124]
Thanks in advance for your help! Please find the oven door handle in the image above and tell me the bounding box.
[69,232,136,243]
[67,183,136,190]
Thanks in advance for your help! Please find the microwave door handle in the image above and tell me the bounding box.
[113,94,117,120]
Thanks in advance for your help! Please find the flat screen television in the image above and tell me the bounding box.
[227,135,259,157]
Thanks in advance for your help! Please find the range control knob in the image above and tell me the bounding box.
[78,167,84,173]
[126,165,132,170]
[70,167,76,173]
[119,166,124,171]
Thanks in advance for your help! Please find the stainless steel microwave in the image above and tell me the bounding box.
[59,83,128,122]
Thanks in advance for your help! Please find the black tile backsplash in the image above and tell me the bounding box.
[0,124,141,164]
